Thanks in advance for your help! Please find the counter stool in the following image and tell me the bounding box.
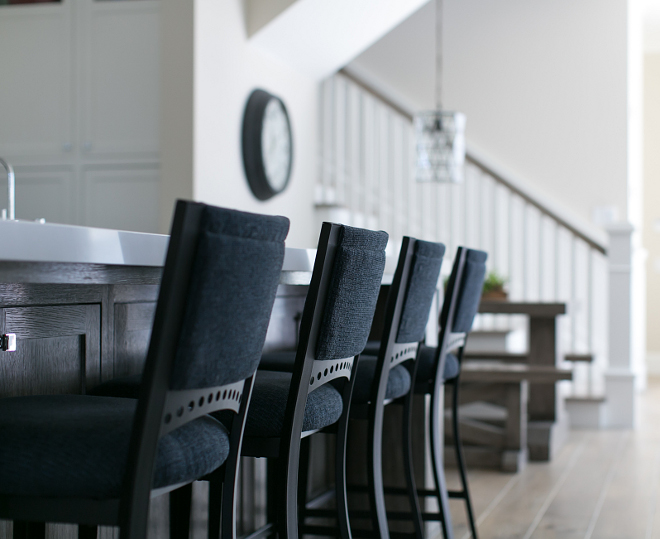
[236,222,388,539]
[261,237,445,539]
[412,247,487,539]
[0,200,289,539]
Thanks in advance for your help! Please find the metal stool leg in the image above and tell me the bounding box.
[13,522,45,539]
[78,525,97,539]
[403,369,424,539]
[430,381,454,539]
[169,483,192,539]
[450,376,478,539]
[298,436,312,523]
[368,395,390,539]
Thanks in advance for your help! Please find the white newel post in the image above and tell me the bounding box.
[605,223,645,428]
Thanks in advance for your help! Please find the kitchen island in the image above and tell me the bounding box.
[0,220,322,538]
[0,220,316,401]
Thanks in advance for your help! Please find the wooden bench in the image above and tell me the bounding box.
[444,361,572,473]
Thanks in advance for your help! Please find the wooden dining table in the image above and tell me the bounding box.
[475,300,569,461]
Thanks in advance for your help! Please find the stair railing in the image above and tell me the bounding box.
[317,69,609,400]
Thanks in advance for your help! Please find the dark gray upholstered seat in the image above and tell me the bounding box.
[415,345,460,382]
[245,371,343,437]
[0,395,229,499]
[351,357,411,403]
[360,342,459,382]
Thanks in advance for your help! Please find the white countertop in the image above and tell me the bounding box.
[0,220,398,287]
[0,219,170,266]
[0,220,317,283]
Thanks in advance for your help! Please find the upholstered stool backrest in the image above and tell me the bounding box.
[395,240,445,344]
[314,225,388,362]
[170,205,289,390]
[122,201,289,527]
[441,248,487,335]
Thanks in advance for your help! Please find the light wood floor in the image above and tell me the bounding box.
[444,378,660,539]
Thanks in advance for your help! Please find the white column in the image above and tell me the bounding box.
[605,223,645,428]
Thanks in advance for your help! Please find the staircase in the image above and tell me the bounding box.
[316,70,617,427]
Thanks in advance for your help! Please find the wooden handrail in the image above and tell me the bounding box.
[337,68,607,255]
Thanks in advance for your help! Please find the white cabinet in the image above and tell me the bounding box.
[0,2,73,159]
[82,165,159,233]
[80,0,160,159]
[15,165,75,224]
[0,0,160,233]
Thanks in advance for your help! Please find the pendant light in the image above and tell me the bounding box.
[414,0,466,183]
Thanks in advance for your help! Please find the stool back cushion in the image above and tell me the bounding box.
[452,249,488,333]
[395,240,445,343]
[315,225,388,361]
[171,206,289,390]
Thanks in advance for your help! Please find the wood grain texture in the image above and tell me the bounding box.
[0,304,101,398]
[442,380,660,539]
[478,301,566,316]
[0,262,162,285]
[0,284,103,306]
[113,302,156,379]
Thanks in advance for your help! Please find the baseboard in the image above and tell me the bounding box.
[565,396,607,428]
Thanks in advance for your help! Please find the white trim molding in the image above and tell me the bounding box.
[605,223,646,427]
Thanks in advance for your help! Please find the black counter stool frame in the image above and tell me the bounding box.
[412,247,488,539]
[230,222,388,539]
[0,201,290,539]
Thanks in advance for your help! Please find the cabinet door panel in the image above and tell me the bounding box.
[0,304,101,397]
[14,166,75,225]
[83,166,160,233]
[81,0,160,158]
[114,301,156,379]
[0,3,73,158]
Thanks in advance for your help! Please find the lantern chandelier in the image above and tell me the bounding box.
[414,0,466,183]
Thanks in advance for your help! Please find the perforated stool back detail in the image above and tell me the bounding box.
[416,246,487,539]
[0,201,289,539]
[238,222,387,539]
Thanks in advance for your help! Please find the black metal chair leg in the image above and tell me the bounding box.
[169,483,193,539]
[367,397,390,539]
[402,388,424,539]
[266,459,278,526]
[430,383,454,539]
[78,525,97,539]
[13,522,45,539]
[298,436,312,523]
[278,435,303,539]
[335,375,357,539]
[451,376,478,539]
[208,478,222,539]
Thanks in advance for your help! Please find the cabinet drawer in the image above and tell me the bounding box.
[0,304,101,397]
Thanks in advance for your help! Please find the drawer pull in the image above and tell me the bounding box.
[1,334,16,352]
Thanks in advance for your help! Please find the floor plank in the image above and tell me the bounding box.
[445,378,660,539]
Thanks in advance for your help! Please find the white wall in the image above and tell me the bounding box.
[160,0,319,247]
[644,53,660,372]
[349,0,634,229]
[444,0,631,226]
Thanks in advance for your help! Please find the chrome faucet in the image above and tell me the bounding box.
[0,158,15,220]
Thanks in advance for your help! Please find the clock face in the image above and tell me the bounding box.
[242,89,294,201]
[261,98,292,193]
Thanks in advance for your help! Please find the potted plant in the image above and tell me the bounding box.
[481,270,508,300]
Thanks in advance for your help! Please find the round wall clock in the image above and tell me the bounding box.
[242,89,293,201]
